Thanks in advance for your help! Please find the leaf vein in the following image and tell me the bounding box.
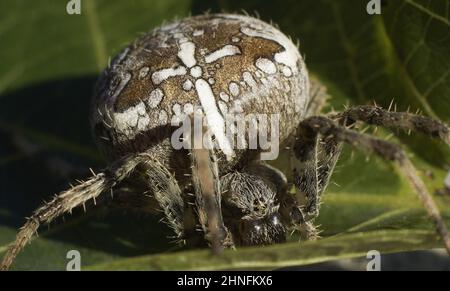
[84,0,108,71]
[405,0,450,27]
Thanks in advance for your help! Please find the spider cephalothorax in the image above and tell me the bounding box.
[2,13,450,270]
[220,172,285,246]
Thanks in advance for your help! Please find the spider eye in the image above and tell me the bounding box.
[239,219,262,235]
[237,213,285,246]
[270,214,280,226]
[253,222,262,232]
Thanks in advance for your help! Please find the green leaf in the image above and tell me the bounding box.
[86,229,445,270]
[1,0,449,270]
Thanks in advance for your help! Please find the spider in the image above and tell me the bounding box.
[1,13,450,270]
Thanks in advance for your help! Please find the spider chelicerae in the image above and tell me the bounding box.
[1,13,449,270]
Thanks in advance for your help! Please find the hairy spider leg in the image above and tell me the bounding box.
[0,153,151,270]
[185,114,232,253]
[296,116,450,256]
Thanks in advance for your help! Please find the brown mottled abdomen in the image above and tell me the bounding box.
[91,14,310,175]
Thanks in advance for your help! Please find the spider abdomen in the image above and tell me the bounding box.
[91,13,310,172]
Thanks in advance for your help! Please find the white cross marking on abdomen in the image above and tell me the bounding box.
[149,34,242,160]
[195,79,234,158]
